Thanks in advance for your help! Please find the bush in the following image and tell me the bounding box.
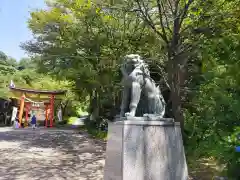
[223,128,240,179]
[67,116,79,125]
[184,108,240,179]
[84,116,108,131]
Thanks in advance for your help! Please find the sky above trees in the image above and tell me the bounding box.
[0,0,46,61]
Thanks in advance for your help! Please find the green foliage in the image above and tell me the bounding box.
[184,1,240,177]
[75,105,88,117]
[0,51,17,98]
[79,125,108,140]
[18,57,36,69]
[67,116,79,125]
[6,57,17,67]
[86,128,107,140]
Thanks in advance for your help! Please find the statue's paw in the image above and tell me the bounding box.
[125,112,131,117]
[125,112,130,117]
[125,112,134,117]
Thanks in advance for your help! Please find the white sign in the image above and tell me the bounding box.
[11,107,18,122]
[57,108,62,122]
[9,80,15,88]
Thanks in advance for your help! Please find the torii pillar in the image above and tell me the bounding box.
[18,94,25,127]
[50,94,55,127]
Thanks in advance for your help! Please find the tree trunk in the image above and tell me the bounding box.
[171,74,184,130]
[89,90,100,121]
[167,51,185,130]
[61,100,69,118]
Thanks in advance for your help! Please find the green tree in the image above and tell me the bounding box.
[18,57,36,69]
[22,0,163,124]
[6,57,17,67]
[0,51,17,98]
[183,0,240,178]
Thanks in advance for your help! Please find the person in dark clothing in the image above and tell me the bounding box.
[31,115,37,129]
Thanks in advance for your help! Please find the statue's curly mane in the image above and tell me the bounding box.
[123,54,150,77]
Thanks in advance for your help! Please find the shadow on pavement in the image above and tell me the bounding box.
[0,128,106,180]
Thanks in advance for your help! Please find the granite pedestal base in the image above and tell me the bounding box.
[104,117,188,180]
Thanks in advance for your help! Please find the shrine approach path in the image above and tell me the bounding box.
[0,127,105,180]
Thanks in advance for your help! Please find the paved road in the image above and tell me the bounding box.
[0,127,106,180]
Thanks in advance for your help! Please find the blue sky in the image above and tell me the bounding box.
[0,0,46,61]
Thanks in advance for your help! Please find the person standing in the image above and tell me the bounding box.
[31,114,37,129]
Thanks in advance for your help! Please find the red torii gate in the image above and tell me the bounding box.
[9,87,66,128]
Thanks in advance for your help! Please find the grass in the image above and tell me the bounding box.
[67,116,78,125]
[188,156,227,179]
[55,116,107,140]
[78,126,108,140]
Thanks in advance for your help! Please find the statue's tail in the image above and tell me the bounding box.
[155,86,166,117]
[156,86,166,105]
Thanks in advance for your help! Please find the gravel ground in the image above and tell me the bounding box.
[0,127,106,180]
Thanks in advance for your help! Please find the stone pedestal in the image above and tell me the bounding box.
[104,117,188,180]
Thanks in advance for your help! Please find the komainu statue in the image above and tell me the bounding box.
[120,54,166,118]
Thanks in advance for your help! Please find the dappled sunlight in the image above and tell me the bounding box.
[0,127,105,180]
[189,158,224,180]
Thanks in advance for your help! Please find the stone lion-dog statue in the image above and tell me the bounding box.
[119,54,166,118]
